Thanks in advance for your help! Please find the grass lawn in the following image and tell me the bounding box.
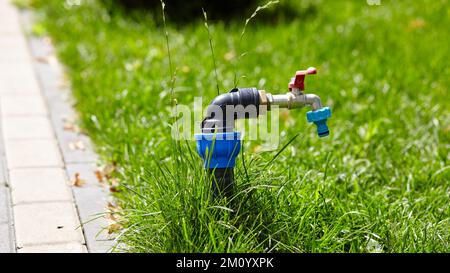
[28,0,449,252]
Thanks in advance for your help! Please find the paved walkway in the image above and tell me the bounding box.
[0,0,114,252]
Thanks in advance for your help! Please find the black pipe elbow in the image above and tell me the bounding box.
[210,87,260,109]
[202,87,261,133]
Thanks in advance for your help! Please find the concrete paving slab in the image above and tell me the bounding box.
[4,139,63,168]
[13,202,85,248]
[9,168,72,204]
[2,116,54,139]
[18,242,88,253]
[1,95,48,116]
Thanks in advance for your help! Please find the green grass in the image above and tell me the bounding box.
[30,0,450,252]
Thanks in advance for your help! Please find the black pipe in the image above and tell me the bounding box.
[201,88,261,200]
[202,87,260,133]
[208,168,235,200]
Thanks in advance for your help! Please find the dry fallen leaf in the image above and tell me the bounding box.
[105,200,126,236]
[94,168,104,183]
[63,121,80,133]
[107,202,120,211]
[102,164,117,179]
[68,140,85,151]
[106,211,118,222]
[109,178,120,193]
[72,172,86,187]
[106,202,123,218]
[107,223,123,234]
[35,56,49,63]
[106,202,124,234]
[35,54,58,66]
[62,116,82,133]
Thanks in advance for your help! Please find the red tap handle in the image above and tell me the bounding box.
[288,67,317,91]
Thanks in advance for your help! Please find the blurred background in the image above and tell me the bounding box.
[106,0,308,22]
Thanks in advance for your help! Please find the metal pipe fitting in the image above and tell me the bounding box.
[262,91,323,111]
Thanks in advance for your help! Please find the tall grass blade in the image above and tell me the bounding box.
[233,0,279,87]
[160,0,181,153]
[202,8,220,96]
[264,133,299,169]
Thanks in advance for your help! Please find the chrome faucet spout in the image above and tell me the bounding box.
[304,93,323,111]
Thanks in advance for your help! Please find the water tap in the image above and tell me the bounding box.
[196,67,331,199]
[259,67,331,137]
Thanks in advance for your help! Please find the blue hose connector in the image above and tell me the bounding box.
[195,132,241,169]
[306,107,331,138]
